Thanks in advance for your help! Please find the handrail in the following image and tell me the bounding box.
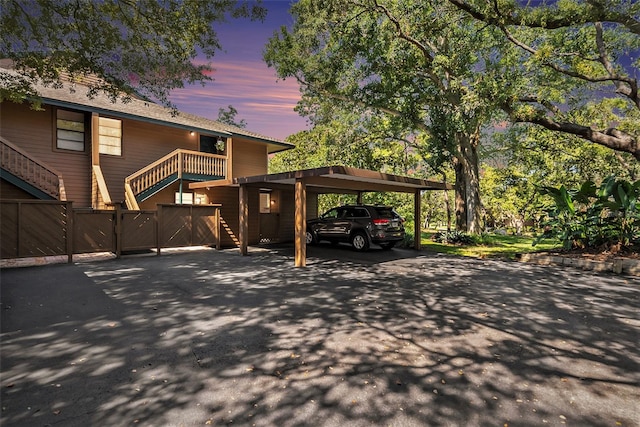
[125,149,226,197]
[0,136,65,200]
[92,165,112,207]
[124,182,139,210]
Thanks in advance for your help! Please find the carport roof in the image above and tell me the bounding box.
[190,165,451,193]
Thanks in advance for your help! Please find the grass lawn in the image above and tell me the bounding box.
[420,230,561,260]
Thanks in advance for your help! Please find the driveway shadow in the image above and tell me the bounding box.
[1,248,638,426]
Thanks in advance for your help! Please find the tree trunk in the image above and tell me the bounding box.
[454,132,483,233]
[442,171,452,231]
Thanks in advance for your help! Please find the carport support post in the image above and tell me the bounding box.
[414,189,422,251]
[239,184,249,256]
[294,178,307,267]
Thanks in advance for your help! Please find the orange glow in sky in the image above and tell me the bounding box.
[169,1,308,141]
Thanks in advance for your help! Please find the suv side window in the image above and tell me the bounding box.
[323,208,340,219]
[344,208,356,218]
[353,208,369,218]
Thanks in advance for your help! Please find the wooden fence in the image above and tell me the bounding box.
[0,200,221,262]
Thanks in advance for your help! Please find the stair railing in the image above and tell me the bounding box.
[124,149,226,208]
[0,136,66,200]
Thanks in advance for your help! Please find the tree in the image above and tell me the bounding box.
[480,118,640,232]
[0,0,266,109]
[265,0,505,232]
[447,0,640,160]
[217,105,247,128]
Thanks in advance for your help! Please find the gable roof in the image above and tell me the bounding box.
[1,65,294,154]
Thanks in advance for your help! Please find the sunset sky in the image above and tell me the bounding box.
[169,1,307,141]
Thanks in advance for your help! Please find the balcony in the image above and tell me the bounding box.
[125,149,226,209]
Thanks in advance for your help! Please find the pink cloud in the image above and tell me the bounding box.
[168,4,308,141]
[169,59,306,140]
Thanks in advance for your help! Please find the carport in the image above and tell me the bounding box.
[195,166,450,267]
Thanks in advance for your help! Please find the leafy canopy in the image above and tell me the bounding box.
[447,0,640,158]
[0,0,266,109]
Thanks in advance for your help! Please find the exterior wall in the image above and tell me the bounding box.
[2,101,277,247]
[0,180,36,200]
[141,184,260,247]
[100,118,198,204]
[202,186,259,247]
[277,190,318,243]
[231,139,268,178]
[0,102,92,205]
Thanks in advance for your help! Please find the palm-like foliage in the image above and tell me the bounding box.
[535,177,640,250]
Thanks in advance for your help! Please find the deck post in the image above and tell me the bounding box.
[91,113,100,209]
[239,184,249,255]
[115,203,122,258]
[414,189,422,251]
[214,207,221,250]
[66,201,73,263]
[294,178,307,267]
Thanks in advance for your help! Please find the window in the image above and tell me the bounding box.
[56,109,85,151]
[200,135,225,155]
[354,208,370,218]
[322,208,342,219]
[260,193,271,213]
[175,192,193,204]
[99,117,122,156]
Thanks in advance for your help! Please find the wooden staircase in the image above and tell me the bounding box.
[0,136,67,200]
[125,149,226,209]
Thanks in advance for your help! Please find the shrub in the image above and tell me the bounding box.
[432,230,475,245]
[534,176,640,250]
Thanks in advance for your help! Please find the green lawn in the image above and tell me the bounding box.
[420,230,561,259]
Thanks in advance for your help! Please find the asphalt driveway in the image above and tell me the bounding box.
[1,245,639,426]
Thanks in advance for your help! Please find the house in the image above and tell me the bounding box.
[1,65,451,266]
[0,64,313,248]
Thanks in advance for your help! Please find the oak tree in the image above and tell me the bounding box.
[265,0,504,232]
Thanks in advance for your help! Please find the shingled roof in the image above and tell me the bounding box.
[1,65,294,154]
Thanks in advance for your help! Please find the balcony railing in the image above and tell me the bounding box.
[124,149,226,209]
[0,136,66,200]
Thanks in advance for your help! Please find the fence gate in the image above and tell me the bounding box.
[74,209,116,254]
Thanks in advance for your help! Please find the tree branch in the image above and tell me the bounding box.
[371,0,443,89]
[504,103,639,160]
[595,21,639,109]
[447,0,640,35]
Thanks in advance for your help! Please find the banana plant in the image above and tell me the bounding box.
[535,176,639,250]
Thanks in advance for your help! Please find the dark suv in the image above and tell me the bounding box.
[306,205,405,251]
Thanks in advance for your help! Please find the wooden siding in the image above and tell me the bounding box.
[99,119,197,204]
[195,186,260,247]
[1,180,36,200]
[231,139,268,178]
[0,103,91,205]
[140,185,260,247]
[1,101,276,214]
[277,190,318,242]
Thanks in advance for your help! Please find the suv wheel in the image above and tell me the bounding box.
[351,231,370,252]
[305,230,317,245]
